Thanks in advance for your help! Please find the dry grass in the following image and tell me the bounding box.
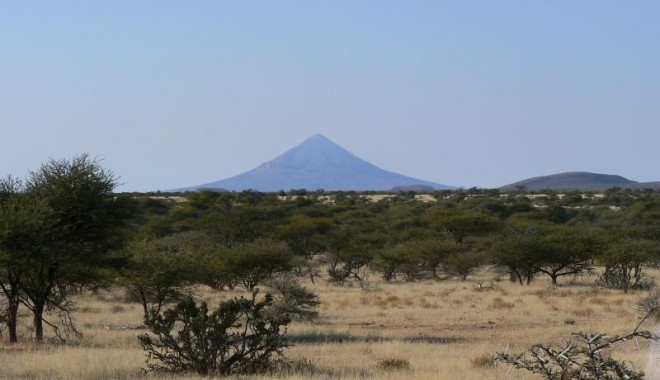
[0,269,656,379]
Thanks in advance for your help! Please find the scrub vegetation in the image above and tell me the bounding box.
[2,156,660,379]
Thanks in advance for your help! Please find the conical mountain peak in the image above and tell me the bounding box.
[288,133,345,153]
[184,135,455,192]
[266,134,363,172]
[292,133,353,157]
[306,133,331,142]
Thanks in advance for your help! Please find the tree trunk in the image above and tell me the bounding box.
[134,285,153,324]
[0,278,21,344]
[33,301,45,342]
[6,300,19,344]
[512,271,524,285]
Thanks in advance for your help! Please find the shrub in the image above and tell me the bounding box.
[263,274,320,321]
[327,264,352,284]
[378,358,411,371]
[373,245,413,281]
[494,310,657,380]
[139,290,290,376]
[595,265,655,292]
[219,239,294,290]
[442,251,483,280]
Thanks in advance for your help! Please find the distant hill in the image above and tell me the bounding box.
[500,172,638,192]
[179,134,455,192]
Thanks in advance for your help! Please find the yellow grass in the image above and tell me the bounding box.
[0,269,655,379]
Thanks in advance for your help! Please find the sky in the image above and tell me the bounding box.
[1,1,659,192]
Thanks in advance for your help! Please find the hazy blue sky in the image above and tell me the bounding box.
[2,2,658,191]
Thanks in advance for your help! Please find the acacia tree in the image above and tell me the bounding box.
[199,204,284,248]
[491,225,542,285]
[276,215,331,259]
[0,178,50,343]
[373,245,414,282]
[428,210,501,244]
[211,239,294,290]
[529,226,598,285]
[412,238,459,278]
[491,223,599,286]
[597,234,659,293]
[121,233,208,324]
[442,250,483,281]
[275,215,331,284]
[326,228,380,285]
[12,155,132,341]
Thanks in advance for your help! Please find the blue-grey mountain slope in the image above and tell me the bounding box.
[500,172,637,192]
[184,134,455,192]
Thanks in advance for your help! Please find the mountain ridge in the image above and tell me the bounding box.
[499,171,654,191]
[180,134,455,192]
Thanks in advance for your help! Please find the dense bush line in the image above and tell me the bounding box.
[126,187,660,294]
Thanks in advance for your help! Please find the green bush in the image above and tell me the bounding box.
[139,290,290,376]
[264,274,320,321]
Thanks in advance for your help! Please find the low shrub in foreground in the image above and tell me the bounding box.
[139,290,290,376]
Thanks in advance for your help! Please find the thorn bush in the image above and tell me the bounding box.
[494,328,654,379]
[139,290,290,376]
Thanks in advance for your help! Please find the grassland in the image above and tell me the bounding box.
[0,268,655,379]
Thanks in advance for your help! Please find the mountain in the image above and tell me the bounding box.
[181,134,455,192]
[500,172,637,192]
